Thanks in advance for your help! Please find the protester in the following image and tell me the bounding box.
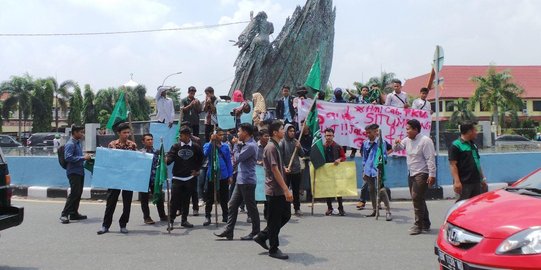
[330,88,346,103]
[449,121,488,201]
[97,123,138,234]
[60,125,91,224]
[166,126,204,229]
[393,119,436,235]
[280,124,304,216]
[231,89,251,129]
[275,86,296,125]
[359,86,371,104]
[139,133,167,225]
[203,86,218,142]
[181,86,201,139]
[411,87,432,113]
[215,123,260,240]
[202,128,233,226]
[253,120,293,260]
[362,124,392,221]
[368,83,385,105]
[181,121,201,216]
[298,121,313,201]
[156,86,175,128]
[252,92,267,130]
[385,79,409,108]
[322,128,347,216]
[293,86,308,124]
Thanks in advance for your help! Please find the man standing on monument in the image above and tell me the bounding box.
[182,86,201,139]
[156,86,175,128]
[385,79,409,108]
[275,86,296,126]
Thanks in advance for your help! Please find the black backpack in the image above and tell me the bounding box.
[58,145,67,169]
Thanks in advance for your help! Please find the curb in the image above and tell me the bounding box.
[13,183,511,201]
[13,186,128,201]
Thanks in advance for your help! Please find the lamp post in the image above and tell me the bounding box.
[161,72,182,87]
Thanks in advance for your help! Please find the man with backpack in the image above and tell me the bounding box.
[59,125,92,224]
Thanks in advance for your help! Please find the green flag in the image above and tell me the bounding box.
[153,143,167,204]
[307,100,325,169]
[210,143,222,190]
[106,92,128,130]
[373,132,387,186]
[305,52,321,91]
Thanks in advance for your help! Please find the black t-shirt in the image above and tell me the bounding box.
[448,139,481,184]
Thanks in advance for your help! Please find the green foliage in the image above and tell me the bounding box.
[520,118,537,139]
[470,66,524,129]
[32,79,54,132]
[1,74,35,137]
[97,109,111,128]
[364,72,396,94]
[449,98,477,127]
[167,87,181,111]
[68,86,83,125]
[82,84,97,124]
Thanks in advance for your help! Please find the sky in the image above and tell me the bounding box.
[1,0,540,99]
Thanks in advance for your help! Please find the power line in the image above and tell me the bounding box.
[0,21,249,37]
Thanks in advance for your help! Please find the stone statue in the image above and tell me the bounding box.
[229,0,335,106]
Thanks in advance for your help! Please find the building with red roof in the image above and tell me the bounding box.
[402,65,541,122]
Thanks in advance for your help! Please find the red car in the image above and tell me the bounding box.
[435,168,541,270]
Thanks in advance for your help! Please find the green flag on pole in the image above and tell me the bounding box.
[307,100,325,169]
[305,51,321,91]
[153,143,167,204]
[373,132,387,185]
[106,92,128,130]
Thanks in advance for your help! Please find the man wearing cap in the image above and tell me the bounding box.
[385,79,409,108]
[156,86,175,128]
[182,86,201,139]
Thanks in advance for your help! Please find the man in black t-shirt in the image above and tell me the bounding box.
[449,122,487,201]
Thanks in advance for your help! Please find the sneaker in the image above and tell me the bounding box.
[356,201,365,210]
[192,210,199,217]
[181,221,194,228]
[325,209,333,216]
[385,212,393,221]
[422,227,431,232]
[120,227,129,234]
[269,248,289,260]
[69,213,87,220]
[338,209,346,216]
[294,210,303,217]
[97,226,109,235]
[144,218,155,225]
[59,216,70,224]
[409,226,422,235]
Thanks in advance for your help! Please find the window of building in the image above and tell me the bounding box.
[533,101,541,111]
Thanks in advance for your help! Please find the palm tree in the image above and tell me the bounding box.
[449,98,477,128]
[46,77,77,131]
[470,67,524,135]
[366,71,396,94]
[1,74,35,139]
[32,79,54,132]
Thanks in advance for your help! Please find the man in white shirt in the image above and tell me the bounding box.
[385,79,409,108]
[393,119,436,235]
[411,87,432,113]
[156,86,175,128]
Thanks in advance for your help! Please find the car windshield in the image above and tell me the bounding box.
[514,169,541,189]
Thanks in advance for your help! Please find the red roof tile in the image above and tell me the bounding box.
[402,65,541,100]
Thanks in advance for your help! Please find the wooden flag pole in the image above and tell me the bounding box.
[311,166,316,216]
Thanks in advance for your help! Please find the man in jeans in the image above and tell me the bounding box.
[215,123,260,240]
[394,119,436,235]
[60,125,91,224]
[139,133,167,224]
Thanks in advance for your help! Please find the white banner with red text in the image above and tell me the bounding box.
[297,99,432,156]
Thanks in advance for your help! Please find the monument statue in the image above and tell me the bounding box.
[229,0,335,106]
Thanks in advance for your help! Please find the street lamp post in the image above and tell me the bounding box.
[161,72,182,87]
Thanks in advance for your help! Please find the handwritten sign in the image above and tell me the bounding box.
[92,147,154,192]
[216,101,253,130]
[298,99,431,155]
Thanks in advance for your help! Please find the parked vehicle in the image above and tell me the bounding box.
[0,148,24,231]
[495,134,539,146]
[435,168,541,269]
[0,135,23,148]
[27,133,61,155]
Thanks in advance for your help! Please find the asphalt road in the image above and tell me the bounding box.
[0,197,454,270]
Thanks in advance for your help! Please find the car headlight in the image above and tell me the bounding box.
[444,199,468,222]
[497,227,541,255]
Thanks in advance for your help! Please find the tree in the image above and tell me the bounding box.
[32,79,54,132]
[82,84,97,124]
[68,86,83,125]
[46,77,76,131]
[131,85,150,121]
[97,109,111,128]
[448,98,477,128]
[470,67,524,135]
[1,74,35,139]
[365,71,396,94]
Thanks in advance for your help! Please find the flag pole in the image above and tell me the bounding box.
[311,166,316,216]
[212,127,219,227]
